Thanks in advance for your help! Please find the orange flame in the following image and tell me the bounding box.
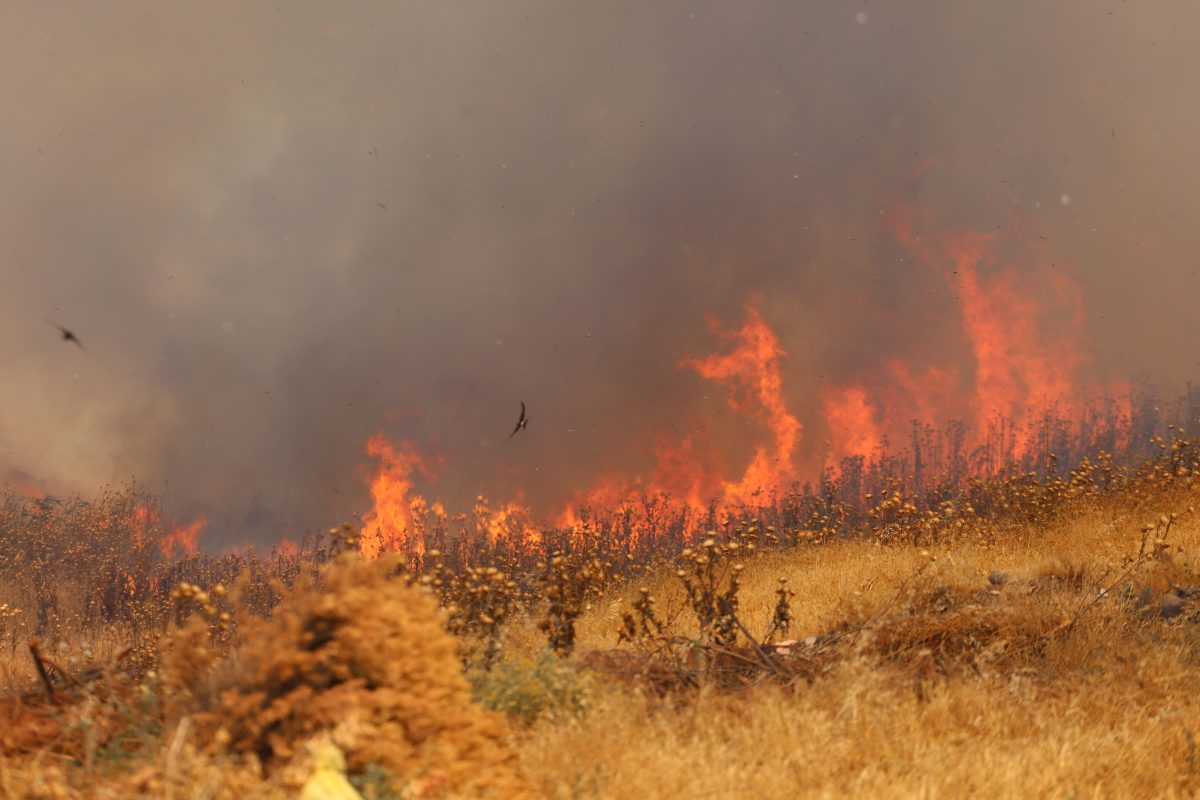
[884,360,962,430]
[130,503,155,548]
[474,495,540,548]
[359,433,438,558]
[161,516,206,558]
[276,537,301,558]
[822,384,883,462]
[555,304,800,533]
[356,190,1132,558]
[681,305,801,504]
[13,481,44,499]
[648,420,725,511]
[878,199,1115,461]
[555,474,636,530]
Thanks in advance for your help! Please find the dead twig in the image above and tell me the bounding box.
[726,613,786,681]
[27,640,55,702]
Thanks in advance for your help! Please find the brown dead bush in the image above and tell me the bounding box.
[169,553,530,799]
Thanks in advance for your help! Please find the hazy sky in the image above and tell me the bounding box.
[2,2,1198,546]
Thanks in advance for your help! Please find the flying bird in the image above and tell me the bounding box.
[508,401,529,439]
[46,320,85,352]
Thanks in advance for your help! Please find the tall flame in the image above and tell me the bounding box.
[359,433,438,558]
[882,200,1108,459]
[131,503,155,548]
[356,192,1132,559]
[681,305,802,504]
[555,303,801,530]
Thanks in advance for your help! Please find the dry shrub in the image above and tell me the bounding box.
[860,584,1067,680]
[0,654,163,777]
[171,553,529,799]
[580,643,827,696]
[469,651,595,725]
[0,696,74,758]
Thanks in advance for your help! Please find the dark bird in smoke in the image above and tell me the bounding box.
[508,401,529,439]
[46,320,86,352]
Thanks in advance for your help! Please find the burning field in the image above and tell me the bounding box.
[5,2,1200,798]
[3,264,1200,795]
[4,409,1200,797]
[354,190,1141,562]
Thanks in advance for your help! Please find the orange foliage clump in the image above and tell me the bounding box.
[176,554,529,799]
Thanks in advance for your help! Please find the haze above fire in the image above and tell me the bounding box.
[2,3,1198,548]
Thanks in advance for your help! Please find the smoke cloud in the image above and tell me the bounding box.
[2,2,1198,546]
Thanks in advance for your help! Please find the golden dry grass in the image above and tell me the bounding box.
[3,479,1200,798]
[506,505,1200,799]
[518,661,1200,800]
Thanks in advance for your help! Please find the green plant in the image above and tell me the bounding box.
[469,651,594,725]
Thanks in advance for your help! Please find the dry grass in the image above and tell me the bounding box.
[3,448,1200,797]
[517,660,1200,799]
[510,508,1200,799]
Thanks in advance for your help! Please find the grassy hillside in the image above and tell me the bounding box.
[511,507,1200,798]
[2,449,1199,798]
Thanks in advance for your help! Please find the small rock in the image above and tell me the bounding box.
[987,570,1010,587]
[1160,593,1186,620]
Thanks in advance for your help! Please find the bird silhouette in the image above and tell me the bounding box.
[47,320,85,352]
[508,401,528,439]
